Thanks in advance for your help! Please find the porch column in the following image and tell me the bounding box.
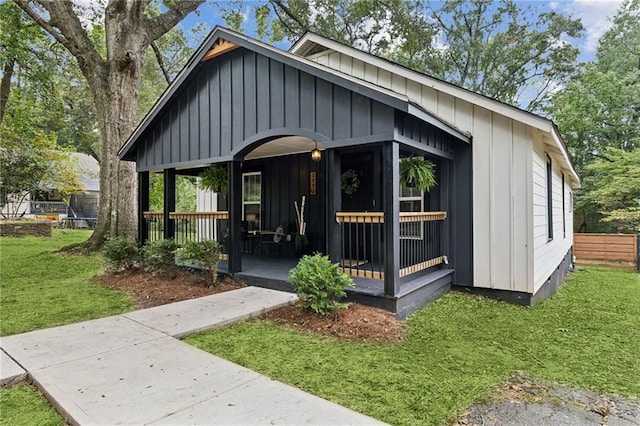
[227,160,242,273]
[163,168,175,240]
[138,171,149,244]
[382,141,400,296]
[326,149,341,262]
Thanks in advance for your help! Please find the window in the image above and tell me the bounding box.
[399,159,425,239]
[546,154,553,241]
[561,172,566,238]
[242,172,261,231]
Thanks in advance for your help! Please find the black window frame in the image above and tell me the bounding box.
[546,154,553,241]
[561,172,566,238]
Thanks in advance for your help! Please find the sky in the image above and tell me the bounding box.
[178,0,625,63]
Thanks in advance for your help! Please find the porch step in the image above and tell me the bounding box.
[397,269,454,298]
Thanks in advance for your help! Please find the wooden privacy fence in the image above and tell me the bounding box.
[574,233,639,270]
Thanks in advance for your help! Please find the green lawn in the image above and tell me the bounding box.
[0,385,62,426]
[186,267,640,425]
[0,230,133,336]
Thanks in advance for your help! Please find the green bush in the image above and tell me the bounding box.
[142,239,178,274]
[178,239,221,285]
[288,253,354,315]
[102,237,139,272]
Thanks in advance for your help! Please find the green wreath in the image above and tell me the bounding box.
[341,169,360,195]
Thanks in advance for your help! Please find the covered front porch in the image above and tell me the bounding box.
[138,140,458,318]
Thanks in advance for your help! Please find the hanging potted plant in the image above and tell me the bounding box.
[198,165,228,194]
[400,157,437,192]
[341,169,360,195]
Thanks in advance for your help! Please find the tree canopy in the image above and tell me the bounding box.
[546,0,640,232]
[218,0,583,111]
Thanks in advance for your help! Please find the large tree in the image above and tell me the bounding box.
[14,0,204,249]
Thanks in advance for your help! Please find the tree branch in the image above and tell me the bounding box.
[14,0,67,46]
[269,0,307,32]
[150,41,171,84]
[145,0,204,43]
[15,0,105,77]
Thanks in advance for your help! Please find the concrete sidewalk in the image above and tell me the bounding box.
[1,287,384,425]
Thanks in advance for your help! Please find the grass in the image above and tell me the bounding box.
[0,384,63,426]
[0,230,133,336]
[186,267,640,425]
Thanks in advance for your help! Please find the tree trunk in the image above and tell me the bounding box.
[87,72,140,248]
[0,59,15,127]
[14,0,205,251]
[82,14,147,249]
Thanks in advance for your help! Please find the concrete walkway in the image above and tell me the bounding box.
[1,287,384,425]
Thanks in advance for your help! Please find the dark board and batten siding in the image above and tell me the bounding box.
[136,48,395,171]
[395,112,456,159]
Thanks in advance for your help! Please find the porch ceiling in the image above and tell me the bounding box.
[244,136,323,160]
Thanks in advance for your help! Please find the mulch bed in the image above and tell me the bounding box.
[95,267,244,309]
[95,268,405,342]
[262,302,405,343]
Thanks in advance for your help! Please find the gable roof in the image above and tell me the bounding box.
[291,32,579,186]
[71,153,100,192]
[118,27,470,161]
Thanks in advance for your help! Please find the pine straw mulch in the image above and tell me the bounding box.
[261,301,406,343]
[95,268,405,342]
[95,267,245,309]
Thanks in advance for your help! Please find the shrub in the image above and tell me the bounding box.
[102,237,139,272]
[178,239,221,285]
[288,253,354,315]
[142,239,178,274]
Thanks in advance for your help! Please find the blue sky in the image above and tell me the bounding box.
[178,0,624,63]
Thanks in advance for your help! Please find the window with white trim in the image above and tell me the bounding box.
[399,160,424,239]
[242,172,261,231]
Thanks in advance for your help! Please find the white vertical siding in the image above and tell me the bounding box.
[470,106,493,287]
[532,137,573,292]
[471,112,532,293]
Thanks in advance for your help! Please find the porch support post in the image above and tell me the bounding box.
[163,168,175,240]
[326,149,341,262]
[382,141,400,296]
[227,160,242,273]
[138,170,149,244]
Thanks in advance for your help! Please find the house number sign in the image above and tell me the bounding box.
[310,172,317,195]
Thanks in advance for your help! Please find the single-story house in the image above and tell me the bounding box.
[118,27,579,318]
[1,152,99,226]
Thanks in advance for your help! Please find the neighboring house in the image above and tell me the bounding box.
[1,152,100,225]
[119,28,579,318]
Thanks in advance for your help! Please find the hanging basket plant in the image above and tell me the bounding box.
[198,165,228,194]
[400,157,437,192]
[341,169,360,195]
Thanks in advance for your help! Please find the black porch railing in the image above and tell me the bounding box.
[143,211,164,242]
[336,211,447,280]
[336,212,385,280]
[169,212,229,247]
[142,211,229,248]
[399,212,446,277]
